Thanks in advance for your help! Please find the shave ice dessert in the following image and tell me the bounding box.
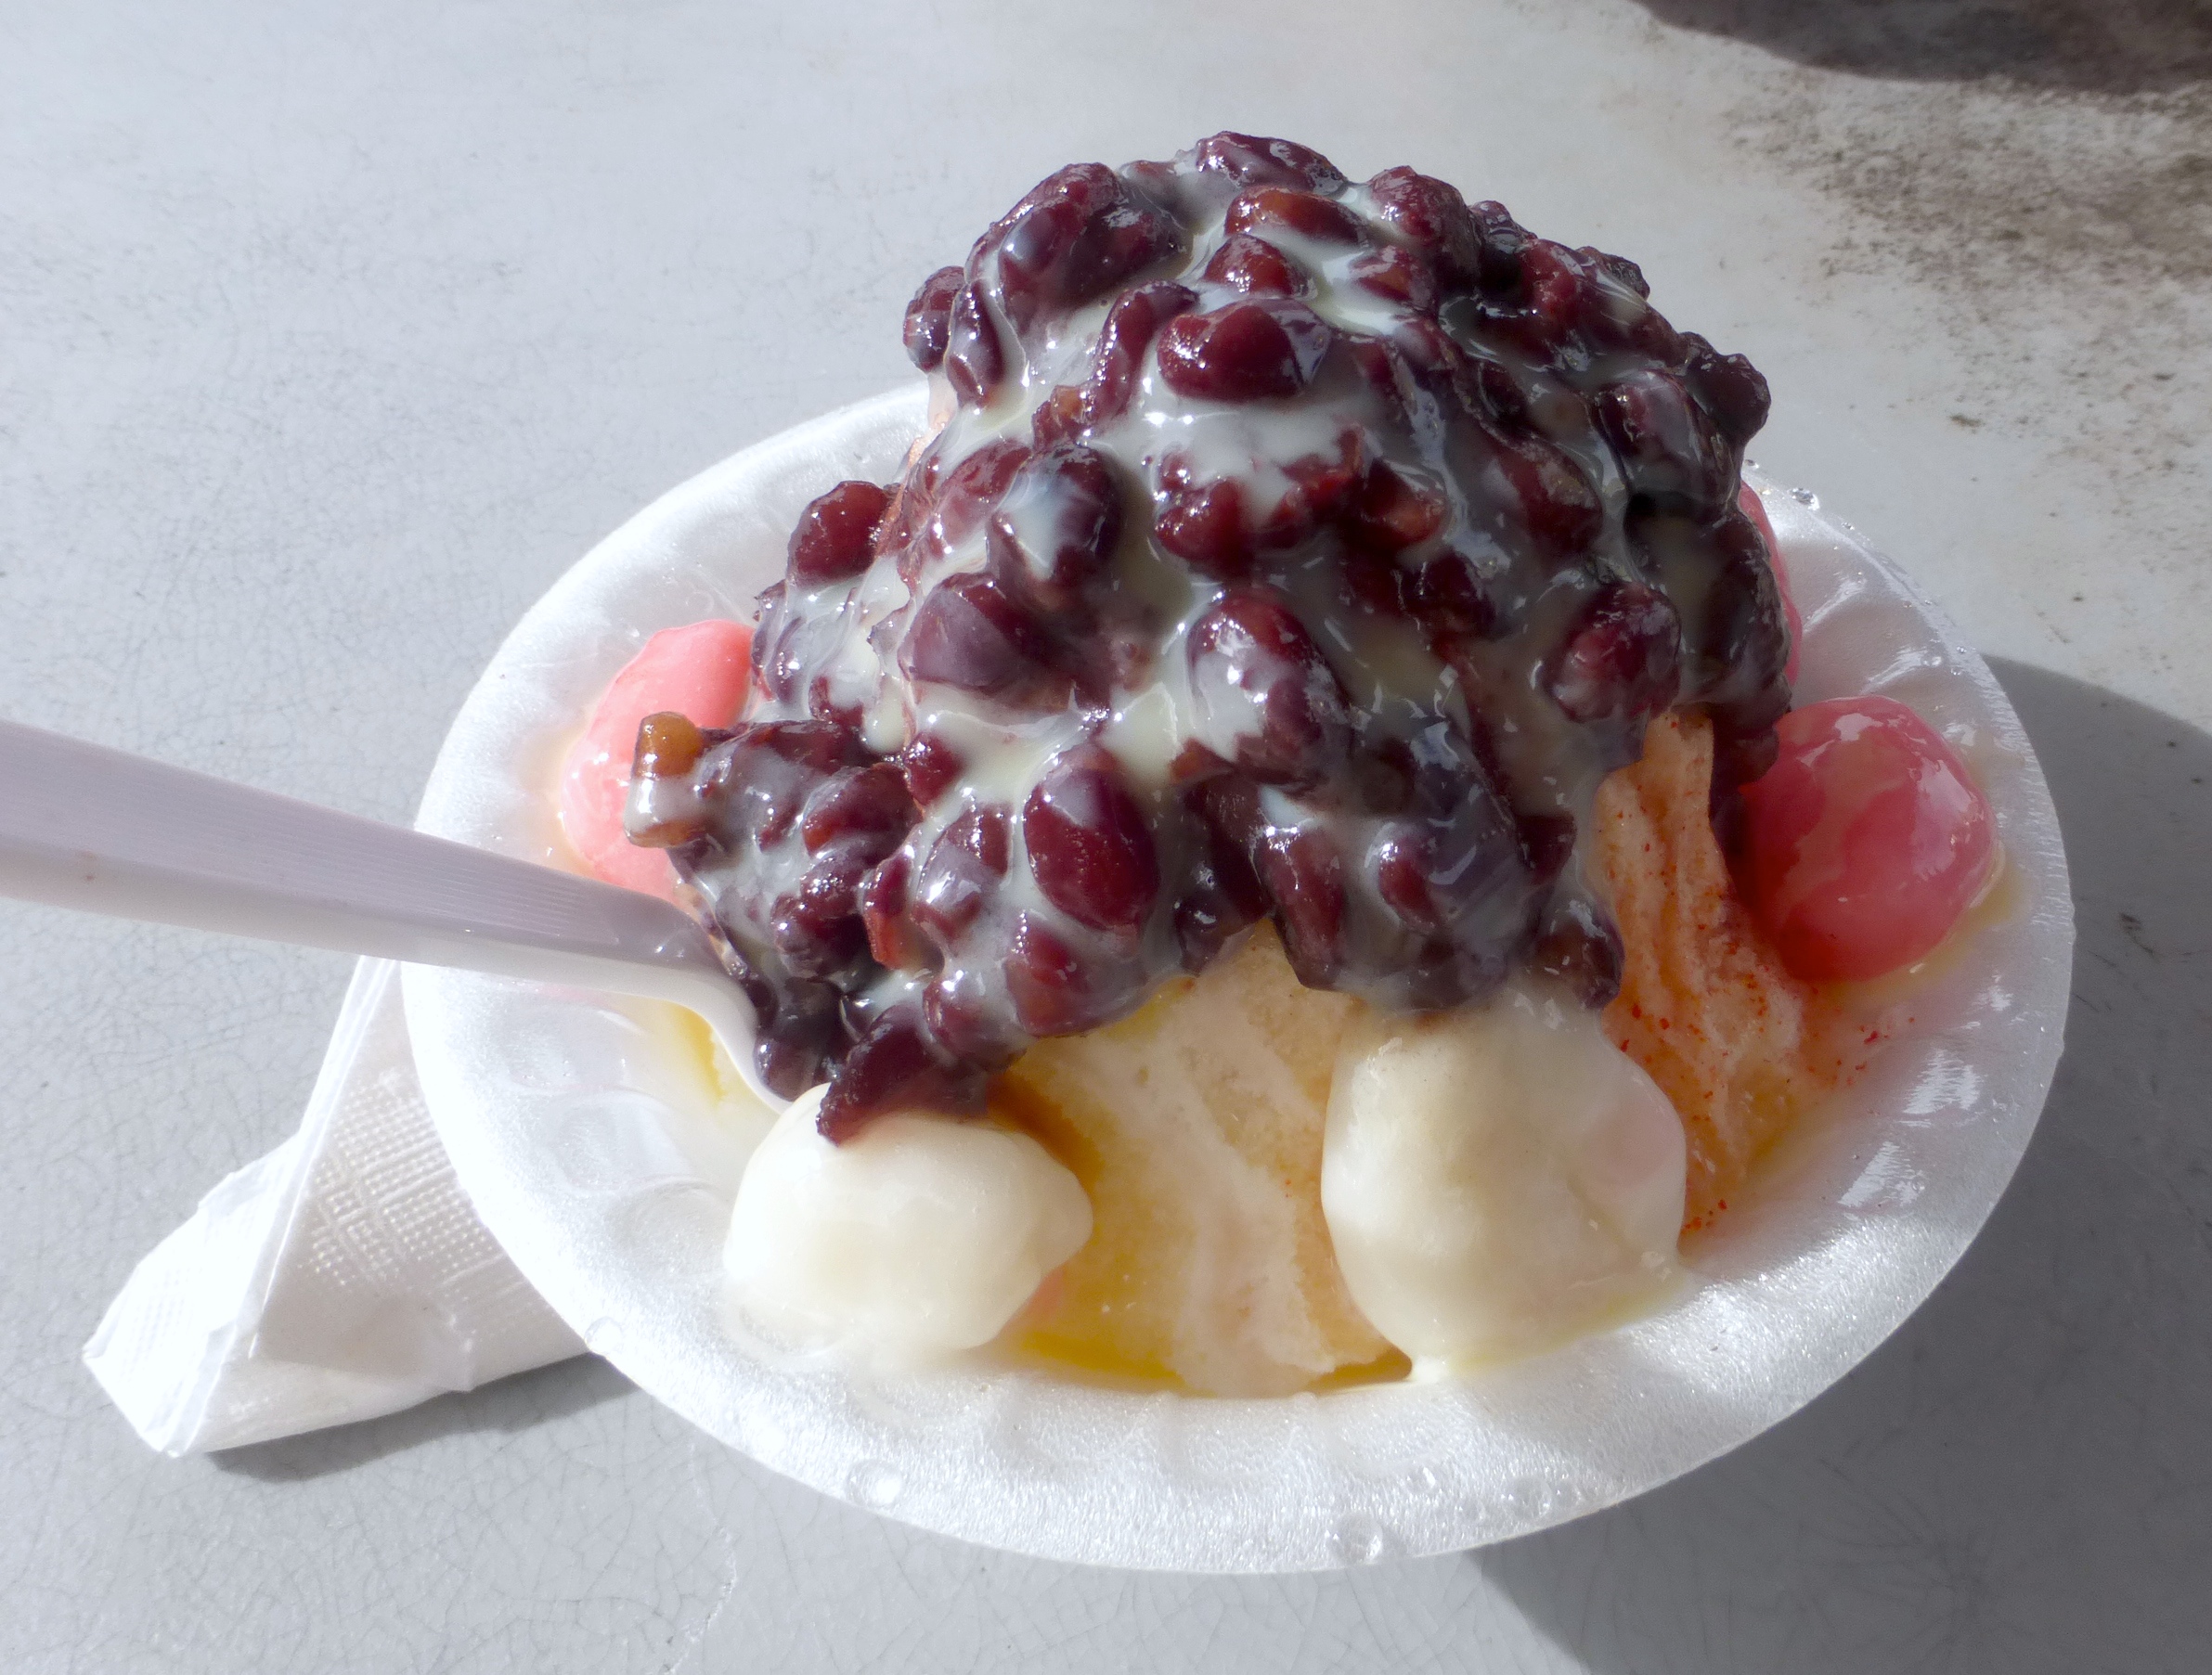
[554,135,2000,1395]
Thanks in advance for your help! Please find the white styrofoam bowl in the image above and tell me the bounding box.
[404,386,2071,1571]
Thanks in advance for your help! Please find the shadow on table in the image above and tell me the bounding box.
[1632,0,2212,93]
[1475,661,2212,1671]
[215,1354,630,1484]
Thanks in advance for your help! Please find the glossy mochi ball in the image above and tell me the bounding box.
[1738,695,1996,982]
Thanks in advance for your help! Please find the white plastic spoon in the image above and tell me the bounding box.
[0,718,778,1101]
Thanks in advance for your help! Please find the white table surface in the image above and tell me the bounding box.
[4,2,2207,1669]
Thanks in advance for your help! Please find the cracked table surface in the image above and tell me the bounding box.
[4,1,2208,1669]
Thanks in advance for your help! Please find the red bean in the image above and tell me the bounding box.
[799,763,917,856]
[755,995,837,1101]
[1390,315,1467,391]
[922,966,1019,1066]
[1366,167,1482,290]
[1341,459,1447,554]
[1426,793,1535,946]
[912,805,1011,944]
[1192,132,1347,193]
[987,445,1124,611]
[1348,730,1418,815]
[1023,748,1160,933]
[753,591,847,709]
[1348,245,1439,313]
[750,718,873,775]
[1190,771,1265,859]
[927,439,1032,557]
[874,451,943,572]
[1372,824,1443,935]
[748,581,795,702]
[858,852,932,970]
[1673,511,1791,709]
[1082,280,1197,428]
[1489,239,1594,357]
[1029,385,1088,448]
[1404,719,1493,818]
[1258,823,1347,986]
[818,1007,987,1140]
[1224,187,1364,245]
[771,851,871,981]
[1738,483,1803,684]
[1547,580,1684,724]
[787,481,891,587]
[1003,913,1102,1036]
[1586,246,1649,300]
[1683,334,1770,445]
[1170,796,1268,972]
[901,266,964,372]
[1204,233,1310,297]
[1278,430,1367,528]
[1531,895,1623,1008]
[897,732,964,807]
[1370,774,1530,958]
[1481,429,1603,561]
[1152,478,1253,580]
[1468,356,1531,430]
[623,714,715,848]
[1591,368,1734,517]
[943,280,1003,408]
[1517,812,1577,884]
[1186,588,1352,790]
[991,162,1184,335]
[899,573,1068,706]
[804,674,862,732]
[1120,158,1194,219]
[718,720,871,846]
[1405,549,1499,638]
[1156,300,1332,404]
[1468,199,1531,295]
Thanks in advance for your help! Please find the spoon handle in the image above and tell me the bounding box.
[0,719,759,1059]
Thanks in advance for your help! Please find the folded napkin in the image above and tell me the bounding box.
[84,956,584,1455]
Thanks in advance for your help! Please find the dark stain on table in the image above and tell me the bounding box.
[1637,0,2212,95]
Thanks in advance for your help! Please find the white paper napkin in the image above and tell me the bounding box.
[84,955,583,1456]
